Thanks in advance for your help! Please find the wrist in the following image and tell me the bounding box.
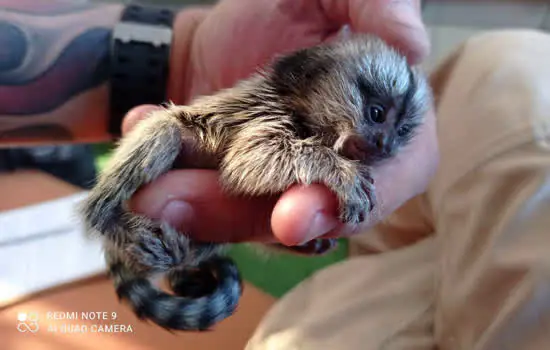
[168,7,210,105]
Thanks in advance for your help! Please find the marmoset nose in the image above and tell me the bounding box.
[375,133,387,150]
[375,133,394,154]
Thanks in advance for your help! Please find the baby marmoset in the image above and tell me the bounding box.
[81,34,432,331]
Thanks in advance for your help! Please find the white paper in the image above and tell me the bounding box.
[0,192,107,307]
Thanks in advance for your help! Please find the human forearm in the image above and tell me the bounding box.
[0,1,123,145]
[0,1,207,146]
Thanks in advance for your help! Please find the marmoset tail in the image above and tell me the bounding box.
[80,33,432,331]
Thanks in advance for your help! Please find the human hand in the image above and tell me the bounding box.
[124,0,438,246]
[171,0,430,102]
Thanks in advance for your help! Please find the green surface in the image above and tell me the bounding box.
[228,241,348,298]
[93,143,115,171]
[92,142,348,298]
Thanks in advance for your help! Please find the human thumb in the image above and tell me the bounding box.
[321,0,430,64]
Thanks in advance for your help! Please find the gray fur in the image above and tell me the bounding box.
[80,34,432,331]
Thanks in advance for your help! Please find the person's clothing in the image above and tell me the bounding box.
[246,29,550,350]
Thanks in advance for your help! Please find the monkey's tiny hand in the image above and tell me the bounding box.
[339,166,376,224]
[291,143,377,226]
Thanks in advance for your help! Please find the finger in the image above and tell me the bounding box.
[129,169,276,243]
[271,183,342,246]
[320,0,429,64]
[121,104,162,135]
[168,6,212,104]
[129,169,342,245]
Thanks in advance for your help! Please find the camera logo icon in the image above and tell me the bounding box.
[17,312,40,333]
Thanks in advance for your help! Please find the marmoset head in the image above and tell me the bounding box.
[269,34,431,164]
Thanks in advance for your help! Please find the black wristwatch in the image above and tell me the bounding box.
[108,4,175,137]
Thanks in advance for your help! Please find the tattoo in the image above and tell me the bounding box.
[0,0,95,15]
[0,3,113,115]
[0,26,110,115]
[0,22,26,72]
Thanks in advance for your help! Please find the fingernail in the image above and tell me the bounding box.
[161,200,195,229]
[300,211,338,245]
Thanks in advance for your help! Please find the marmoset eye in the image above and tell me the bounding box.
[367,105,386,124]
[397,124,412,137]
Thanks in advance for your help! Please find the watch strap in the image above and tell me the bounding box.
[109,5,175,136]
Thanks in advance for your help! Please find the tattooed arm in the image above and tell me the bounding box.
[0,0,204,146]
